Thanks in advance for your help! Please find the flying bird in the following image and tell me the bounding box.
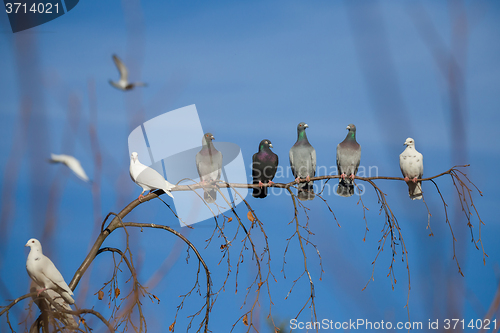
[289,122,316,201]
[196,133,223,203]
[109,54,147,91]
[400,137,423,200]
[25,238,75,305]
[336,124,361,197]
[49,154,90,182]
[129,152,175,201]
[252,139,278,198]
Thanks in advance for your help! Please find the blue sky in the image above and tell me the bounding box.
[1,0,500,332]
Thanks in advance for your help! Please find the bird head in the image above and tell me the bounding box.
[203,133,215,145]
[25,238,42,250]
[297,122,308,130]
[131,152,139,162]
[404,138,415,147]
[346,124,356,131]
[259,139,273,150]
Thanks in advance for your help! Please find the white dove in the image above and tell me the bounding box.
[109,54,147,91]
[399,137,423,200]
[129,152,175,201]
[49,154,90,182]
[25,238,75,305]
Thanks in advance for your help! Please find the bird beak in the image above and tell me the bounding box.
[211,135,215,140]
[269,143,273,148]
[346,125,350,130]
[304,124,309,128]
[25,243,28,247]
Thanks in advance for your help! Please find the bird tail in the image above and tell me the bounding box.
[204,189,217,203]
[337,179,354,197]
[408,182,423,200]
[164,181,175,199]
[61,291,75,305]
[253,185,268,198]
[297,182,314,201]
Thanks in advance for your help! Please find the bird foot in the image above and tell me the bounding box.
[306,176,311,182]
[412,177,418,183]
[258,181,264,188]
[138,194,144,202]
[295,177,300,183]
[268,181,275,186]
[340,173,346,180]
[349,174,355,180]
[404,176,410,182]
[36,288,47,297]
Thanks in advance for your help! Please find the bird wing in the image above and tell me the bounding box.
[135,166,167,191]
[112,54,128,82]
[41,257,73,296]
[65,157,90,182]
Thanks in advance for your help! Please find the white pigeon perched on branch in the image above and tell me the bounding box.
[49,153,90,182]
[129,152,175,201]
[399,137,423,200]
[109,54,147,91]
[196,133,223,203]
[25,238,75,305]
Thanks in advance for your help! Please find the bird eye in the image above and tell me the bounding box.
[32,240,34,243]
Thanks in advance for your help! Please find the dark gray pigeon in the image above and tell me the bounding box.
[252,139,278,198]
[196,133,223,203]
[336,124,361,197]
[289,122,316,201]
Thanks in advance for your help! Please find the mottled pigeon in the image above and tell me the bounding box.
[49,154,90,182]
[336,124,361,197]
[109,54,147,91]
[252,139,278,198]
[196,133,223,203]
[129,152,175,201]
[25,238,75,305]
[289,122,316,201]
[399,137,423,200]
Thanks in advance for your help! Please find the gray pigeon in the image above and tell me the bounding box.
[399,137,423,200]
[289,122,316,201]
[336,124,361,197]
[252,139,278,198]
[196,133,223,203]
[109,54,147,91]
[25,238,75,305]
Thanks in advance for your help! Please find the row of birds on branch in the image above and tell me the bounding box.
[128,122,424,203]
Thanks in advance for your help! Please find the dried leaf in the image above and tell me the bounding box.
[228,217,233,222]
[220,244,226,250]
[115,288,120,298]
[247,211,255,222]
[243,313,249,326]
[98,290,104,300]
[169,321,175,331]
[153,294,160,303]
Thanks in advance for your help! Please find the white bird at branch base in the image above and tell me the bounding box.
[25,238,75,305]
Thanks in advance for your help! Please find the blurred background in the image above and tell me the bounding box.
[0,0,499,331]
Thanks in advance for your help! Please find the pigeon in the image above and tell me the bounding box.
[49,153,90,182]
[109,54,147,91]
[30,284,78,329]
[25,238,75,305]
[196,133,223,203]
[400,137,423,200]
[252,139,278,198]
[336,124,361,197]
[129,152,175,201]
[289,122,316,201]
